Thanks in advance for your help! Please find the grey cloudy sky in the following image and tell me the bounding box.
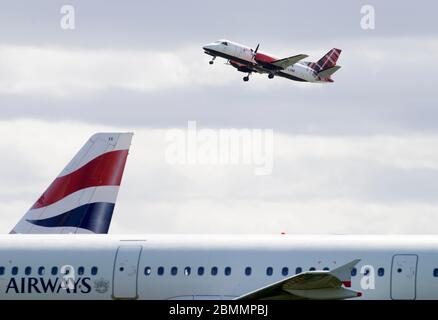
[0,0,437,234]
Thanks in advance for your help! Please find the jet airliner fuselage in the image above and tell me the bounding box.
[0,234,437,300]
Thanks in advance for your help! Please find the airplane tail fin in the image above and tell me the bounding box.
[11,132,133,234]
[310,48,342,73]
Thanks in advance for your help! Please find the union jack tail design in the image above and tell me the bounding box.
[11,132,133,234]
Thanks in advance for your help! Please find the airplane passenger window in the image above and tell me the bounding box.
[197,267,204,276]
[295,267,302,274]
[245,267,252,276]
[266,267,273,276]
[144,266,151,276]
[184,267,191,276]
[51,267,58,275]
[351,268,357,276]
[78,266,84,275]
[434,268,438,277]
[157,266,164,276]
[211,266,218,276]
[171,266,178,276]
[12,266,18,275]
[282,267,289,276]
[0,266,4,275]
[38,266,45,276]
[364,268,370,275]
[224,267,231,276]
[91,266,98,275]
[25,266,32,275]
[378,268,385,277]
[309,267,316,271]
[323,267,330,271]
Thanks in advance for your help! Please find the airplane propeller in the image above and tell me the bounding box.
[252,43,260,61]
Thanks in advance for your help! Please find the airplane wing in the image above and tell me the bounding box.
[269,54,309,70]
[236,259,361,300]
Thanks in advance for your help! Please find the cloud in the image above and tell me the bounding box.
[0,45,238,96]
[1,119,438,234]
[0,36,437,136]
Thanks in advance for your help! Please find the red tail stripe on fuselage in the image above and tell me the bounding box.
[31,149,129,209]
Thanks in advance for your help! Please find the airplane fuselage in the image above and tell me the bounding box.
[1,234,437,300]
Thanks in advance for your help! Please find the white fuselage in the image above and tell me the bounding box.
[203,40,319,82]
[0,234,437,300]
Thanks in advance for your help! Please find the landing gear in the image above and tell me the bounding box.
[268,73,274,79]
[209,56,216,65]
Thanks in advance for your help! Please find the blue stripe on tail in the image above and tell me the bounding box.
[27,202,115,233]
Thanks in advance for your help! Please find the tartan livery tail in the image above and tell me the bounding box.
[309,48,342,73]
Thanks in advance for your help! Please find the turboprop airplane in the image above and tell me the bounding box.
[203,39,341,83]
[2,133,438,300]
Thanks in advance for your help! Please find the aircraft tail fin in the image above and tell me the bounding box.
[310,48,342,73]
[10,132,133,234]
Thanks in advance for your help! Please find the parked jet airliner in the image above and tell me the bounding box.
[2,133,438,300]
[203,39,341,83]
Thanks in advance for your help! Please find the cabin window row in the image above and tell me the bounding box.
[0,266,98,276]
[351,267,385,277]
[143,266,330,277]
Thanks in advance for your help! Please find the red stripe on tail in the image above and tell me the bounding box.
[31,149,129,209]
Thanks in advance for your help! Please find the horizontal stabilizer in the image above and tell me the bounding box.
[318,65,341,78]
[271,54,309,69]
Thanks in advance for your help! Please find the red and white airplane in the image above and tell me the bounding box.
[203,39,341,83]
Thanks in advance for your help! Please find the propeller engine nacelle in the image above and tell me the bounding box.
[229,60,253,73]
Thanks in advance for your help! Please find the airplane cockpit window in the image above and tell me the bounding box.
[221,41,228,46]
[51,266,58,275]
[266,267,273,276]
[184,267,191,276]
[224,266,232,276]
[0,266,4,275]
[91,266,98,275]
[12,266,18,275]
[245,267,252,276]
[38,266,45,276]
[78,266,84,275]
[171,266,178,276]
[25,266,32,275]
